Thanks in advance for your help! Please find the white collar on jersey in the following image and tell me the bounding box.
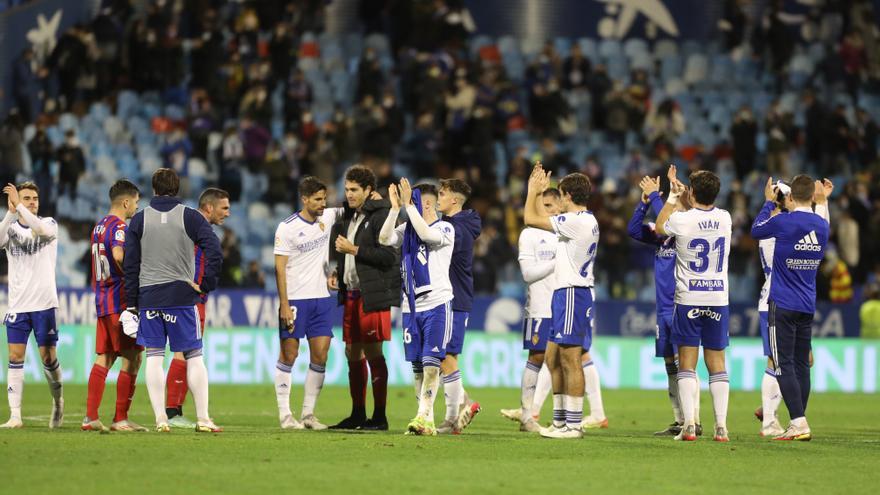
[793,206,813,213]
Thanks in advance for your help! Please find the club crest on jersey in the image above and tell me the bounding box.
[689,279,724,291]
[318,222,325,232]
[115,230,125,242]
[532,332,540,345]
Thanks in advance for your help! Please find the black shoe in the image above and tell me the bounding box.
[329,416,366,430]
[359,417,389,431]
[695,423,703,436]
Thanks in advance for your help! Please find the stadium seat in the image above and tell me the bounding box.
[576,37,598,61]
[598,39,623,60]
[653,39,678,60]
[683,53,709,85]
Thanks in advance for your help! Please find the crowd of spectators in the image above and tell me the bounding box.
[1,0,879,308]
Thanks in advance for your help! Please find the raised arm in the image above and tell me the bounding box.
[813,178,833,225]
[15,204,57,238]
[629,176,665,244]
[751,178,782,240]
[524,162,554,232]
[378,184,403,247]
[0,209,17,248]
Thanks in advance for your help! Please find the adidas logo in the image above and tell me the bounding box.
[298,232,306,237]
[539,239,546,244]
[556,333,562,338]
[48,329,56,335]
[794,231,822,252]
[431,346,440,353]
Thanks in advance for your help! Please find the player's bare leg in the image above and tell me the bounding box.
[540,342,583,438]
[276,338,303,430]
[581,350,607,429]
[2,343,27,428]
[166,351,193,428]
[38,345,64,429]
[704,349,729,441]
[186,347,220,433]
[503,351,544,432]
[83,352,116,432]
[144,347,170,431]
[758,356,784,436]
[111,349,147,432]
[675,346,700,441]
[655,355,684,436]
[300,336,330,430]
[361,342,389,430]
[331,343,368,429]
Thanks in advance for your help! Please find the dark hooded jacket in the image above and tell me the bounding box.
[445,209,482,312]
[334,197,401,312]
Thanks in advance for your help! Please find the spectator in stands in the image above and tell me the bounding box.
[189,11,225,93]
[731,105,758,180]
[645,99,685,158]
[242,260,266,289]
[604,86,632,153]
[562,43,591,91]
[12,48,47,124]
[626,69,651,132]
[825,248,854,303]
[56,130,85,200]
[855,108,879,169]
[284,69,312,129]
[0,112,24,187]
[588,64,612,130]
[241,116,271,172]
[269,22,295,89]
[445,72,477,161]
[219,227,243,288]
[836,206,860,271]
[763,100,793,177]
[719,0,748,54]
[802,90,829,174]
[240,83,272,127]
[827,105,853,174]
[357,47,385,103]
[49,24,89,110]
[27,123,55,214]
[264,141,293,205]
[839,31,867,103]
[220,125,245,202]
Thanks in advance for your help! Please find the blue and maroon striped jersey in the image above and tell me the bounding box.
[194,245,207,303]
[92,215,127,316]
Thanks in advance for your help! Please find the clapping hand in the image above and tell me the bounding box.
[639,176,661,203]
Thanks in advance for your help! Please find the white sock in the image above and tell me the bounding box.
[709,372,729,428]
[185,352,210,422]
[791,416,809,429]
[761,368,782,427]
[42,359,63,403]
[694,373,702,425]
[665,361,683,423]
[564,394,584,429]
[418,364,441,422]
[677,369,697,426]
[302,363,325,417]
[520,361,541,421]
[145,351,168,424]
[7,362,24,420]
[552,394,565,428]
[582,360,605,419]
[274,360,293,419]
[533,364,552,418]
[442,370,463,422]
[412,362,424,404]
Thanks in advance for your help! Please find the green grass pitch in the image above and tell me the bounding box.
[2,385,878,494]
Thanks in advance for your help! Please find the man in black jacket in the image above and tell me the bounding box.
[330,165,400,430]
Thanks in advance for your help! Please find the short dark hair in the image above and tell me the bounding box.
[16,181,39,194]
[344,165,377,192]
[199,187,230,209]
[414,183,438,198]
[152,168,180,196]
[689,170,721,205]
[542,188,561,199]
[558,173,591,206]
[790,175,814,202]
[439,179,472,201]
[298,176,327,198]
[109,179,140,202]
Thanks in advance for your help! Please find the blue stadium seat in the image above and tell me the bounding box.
[598,39,623,60]
[577,38,598,61]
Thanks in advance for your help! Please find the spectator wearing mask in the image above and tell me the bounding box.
[731,106,758,180]
[57,130,86,200]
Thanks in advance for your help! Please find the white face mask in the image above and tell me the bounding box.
[66,136,79,146]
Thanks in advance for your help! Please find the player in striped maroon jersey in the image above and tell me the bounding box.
[164,188,230,428]
[83,179,146,432]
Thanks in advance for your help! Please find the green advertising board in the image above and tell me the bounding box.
[1,327,877,393]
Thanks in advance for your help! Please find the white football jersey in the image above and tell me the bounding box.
[385,220,455,313]
[518,227,557,318]
[664,208,732,306]
[549,210,600,289]
[274,208,343,300]
[758,238,775,312]
[0,212,59,313]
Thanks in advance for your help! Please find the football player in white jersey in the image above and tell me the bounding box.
[273,176,344,430]
[655,165,732,442]
[0,182,63,429]
[501,188,561,432]
[754,179,831,437]
[524,163,600,439]
[379,179,455,436]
